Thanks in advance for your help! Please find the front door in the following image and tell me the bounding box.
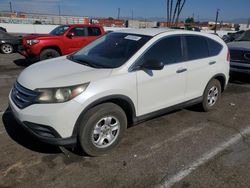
[136,36,187,116]
[64,26,89,54]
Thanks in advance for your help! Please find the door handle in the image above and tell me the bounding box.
[209,61,216,65]
[176,68,187,73]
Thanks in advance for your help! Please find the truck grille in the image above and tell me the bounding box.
[11,82,39,109]
[230,49,250,64]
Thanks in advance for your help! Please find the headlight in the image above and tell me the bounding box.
[26,39,40,45]
[35,83,89,103]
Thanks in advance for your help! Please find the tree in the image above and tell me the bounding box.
[185,17,194,23]
[166,0,186,26]
[34,20,42,24]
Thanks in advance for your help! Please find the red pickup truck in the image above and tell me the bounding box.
[19,24,105,61]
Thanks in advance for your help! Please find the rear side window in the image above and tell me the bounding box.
[207,38,223,56]
[88,27,102,36]
[185,35,209,60]
[141,36,183,65]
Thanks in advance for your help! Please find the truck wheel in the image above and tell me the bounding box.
[201,79,221,112]
[1,43,13,54]
[40,49,60,61]
[78,103,127,156]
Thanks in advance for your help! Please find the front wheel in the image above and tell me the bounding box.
[40,48,60,61]
[78,103,127,156]
[1,43,13,54]
[201,79,221,112]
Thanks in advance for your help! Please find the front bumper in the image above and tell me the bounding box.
[9,93,83,146]
[18,45,32,58]
[17,44,40,60]
[9,107,77,146]
[230,61,250,74]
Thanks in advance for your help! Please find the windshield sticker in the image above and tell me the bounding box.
[125,35,142,41]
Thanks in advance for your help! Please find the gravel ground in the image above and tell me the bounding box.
[0,53,250,188]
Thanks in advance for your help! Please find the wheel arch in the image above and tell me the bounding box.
[40,45,62,55]
[211,73,227,92]
[72,95,137,137]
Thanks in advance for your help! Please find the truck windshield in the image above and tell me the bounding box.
[50,25,69,36]
[68,32,152,68]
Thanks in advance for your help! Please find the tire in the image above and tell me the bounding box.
[1,43,13,54]
[40,48,60,61]
[78,103,127,156]
[201,79,221,112]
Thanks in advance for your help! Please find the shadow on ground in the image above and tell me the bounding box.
[2,109,61,154]
[13,58,35,67]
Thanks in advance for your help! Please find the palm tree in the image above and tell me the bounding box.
[166,0,186,26]
[170,0,174,24]
[175,0,186,24]
[167,0,170,24]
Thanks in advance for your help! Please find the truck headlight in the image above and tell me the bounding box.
[35,83,89,103]
[26,39,40,45]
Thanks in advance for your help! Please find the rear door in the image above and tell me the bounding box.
[86,27,103,43]
[184,35,222,100]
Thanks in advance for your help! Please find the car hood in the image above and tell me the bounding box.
[227,41,250,51]
[23,34,56,40]
[0,31,19,40]
[17,56,112,90]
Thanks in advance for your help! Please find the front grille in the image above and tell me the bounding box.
[11,82,39,109]
[230,49,250,64]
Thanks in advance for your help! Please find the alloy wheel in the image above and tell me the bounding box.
[207,86,219,106]
[92,116,120,148]
[1,44,13,54]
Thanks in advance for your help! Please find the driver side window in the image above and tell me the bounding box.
[140,36,183,65]
[69,27,88,37]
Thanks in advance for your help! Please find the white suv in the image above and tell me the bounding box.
[9,29,230,156]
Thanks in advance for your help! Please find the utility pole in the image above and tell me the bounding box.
[132,9,134,20]
[214,9,220,34]
[58,3,61,24]
[9,1,13,12]
[247,17,250,28]
[117,8,120,20]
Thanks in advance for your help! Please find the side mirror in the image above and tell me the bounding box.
[66,32,74,38]
[141,59,164,70]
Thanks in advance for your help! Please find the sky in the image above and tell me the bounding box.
[0,0,249,21]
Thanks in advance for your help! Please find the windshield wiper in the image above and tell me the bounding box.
[67,55,103,68]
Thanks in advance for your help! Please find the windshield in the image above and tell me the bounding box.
[235,30,250,41]
[68,32,152,68]
[50,25,69,36]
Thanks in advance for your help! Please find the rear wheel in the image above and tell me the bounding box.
[78,103,127,156]
[40,48,60,61]
[201,79,221,112]
[1,43,13,54]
